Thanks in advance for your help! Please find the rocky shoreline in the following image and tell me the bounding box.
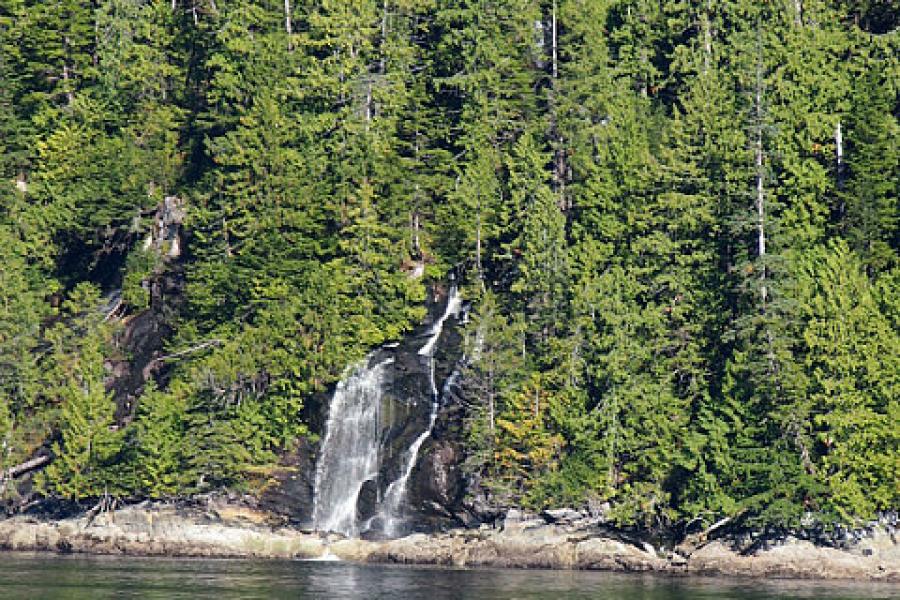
[0,503,897,582]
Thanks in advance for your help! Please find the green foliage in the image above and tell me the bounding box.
[458,291,526,492]
[0,0,896,529]
[122,246,161,311]
[795,241,899,520]
[839,65,899,272]
[39,284,124,500]
[127,383,185,499]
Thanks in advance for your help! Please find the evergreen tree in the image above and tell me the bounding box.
[839,65,899,272]
[795,241,899,520]
[40,284,123,500]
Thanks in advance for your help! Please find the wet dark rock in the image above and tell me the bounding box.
[266,281,468,537]
[406,440,466,532]
[107,268,185,426]
[410,440,464,510]
[356,479,380,526]
[258,438,317,528]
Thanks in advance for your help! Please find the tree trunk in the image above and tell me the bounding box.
[411,209,420,256]
[476,198,484,288]
[702,0,712,72]
[284,0,292,35]
[549,1,567,207]
[62,61,74,106]
[2,455,50,480]
[755,60,767,305]
[380,0,389,75]
[835,119,844,188]
[489,391,495,435]
[551,0,558,80]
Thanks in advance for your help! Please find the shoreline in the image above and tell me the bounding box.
[0,504,897,582]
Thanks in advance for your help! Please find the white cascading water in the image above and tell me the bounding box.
[311,356,392,537]
[418,286,463,360]
[380,286,462,536]
[312,285,461,538]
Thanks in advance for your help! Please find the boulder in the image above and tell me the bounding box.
[541,508,583,525]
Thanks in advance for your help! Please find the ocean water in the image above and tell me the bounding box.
[0,552,896,600]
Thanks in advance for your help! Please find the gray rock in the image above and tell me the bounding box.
[1,504,897,580]
[541,508,583,524]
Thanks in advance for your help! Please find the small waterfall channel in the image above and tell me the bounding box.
[311,286,462,538]
[311,356,392,537]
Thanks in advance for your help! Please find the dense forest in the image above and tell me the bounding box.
[0,0,897,532]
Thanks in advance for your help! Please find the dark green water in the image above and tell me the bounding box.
[0,553,896,600]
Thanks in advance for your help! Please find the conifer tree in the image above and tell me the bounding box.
[839,65,899,272]
[795,241,899,520]
[40,284,123,500]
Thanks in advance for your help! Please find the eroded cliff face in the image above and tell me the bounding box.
[106,269,185,427]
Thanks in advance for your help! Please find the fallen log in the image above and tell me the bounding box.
[677,516,735,556]
[2,455,50,480]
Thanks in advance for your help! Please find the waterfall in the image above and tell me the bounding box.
[379,400,439,537]
[311,356,392,537]
[418,286,463,359]
[312,285,461,538]
[380,286,461,536]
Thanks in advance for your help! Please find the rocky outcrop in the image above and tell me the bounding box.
[258,438,318,528]
[1,504,897,582]
[688,538,898,581]
[406,439,466,529]
[0,503,325,559]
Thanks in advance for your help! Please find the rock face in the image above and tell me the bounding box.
[2,504,897,581]
[258,438,318,528]
[259,283,468,535]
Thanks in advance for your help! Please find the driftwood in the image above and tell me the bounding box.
[678,516,734,556]
[702,516,732,538]
[2,455,50,480]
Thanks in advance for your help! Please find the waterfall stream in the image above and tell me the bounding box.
[311,356,392,537]
[380,286,461,535]
[311,286,461,538]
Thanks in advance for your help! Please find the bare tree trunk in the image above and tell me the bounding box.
[835,120,846,220]
[476,197,484,288]
[2,455,50,480]
[411,208,420,255]
[793,0,803,26]
[488,391,495,435]
[551,0,558,80]
[62,33,74,107]
[755,60,767,306]
[380,0,389,75]
[284,0,292,35]
[549,0,567,207]
[702,0,713,72]
[835,119,844,186]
